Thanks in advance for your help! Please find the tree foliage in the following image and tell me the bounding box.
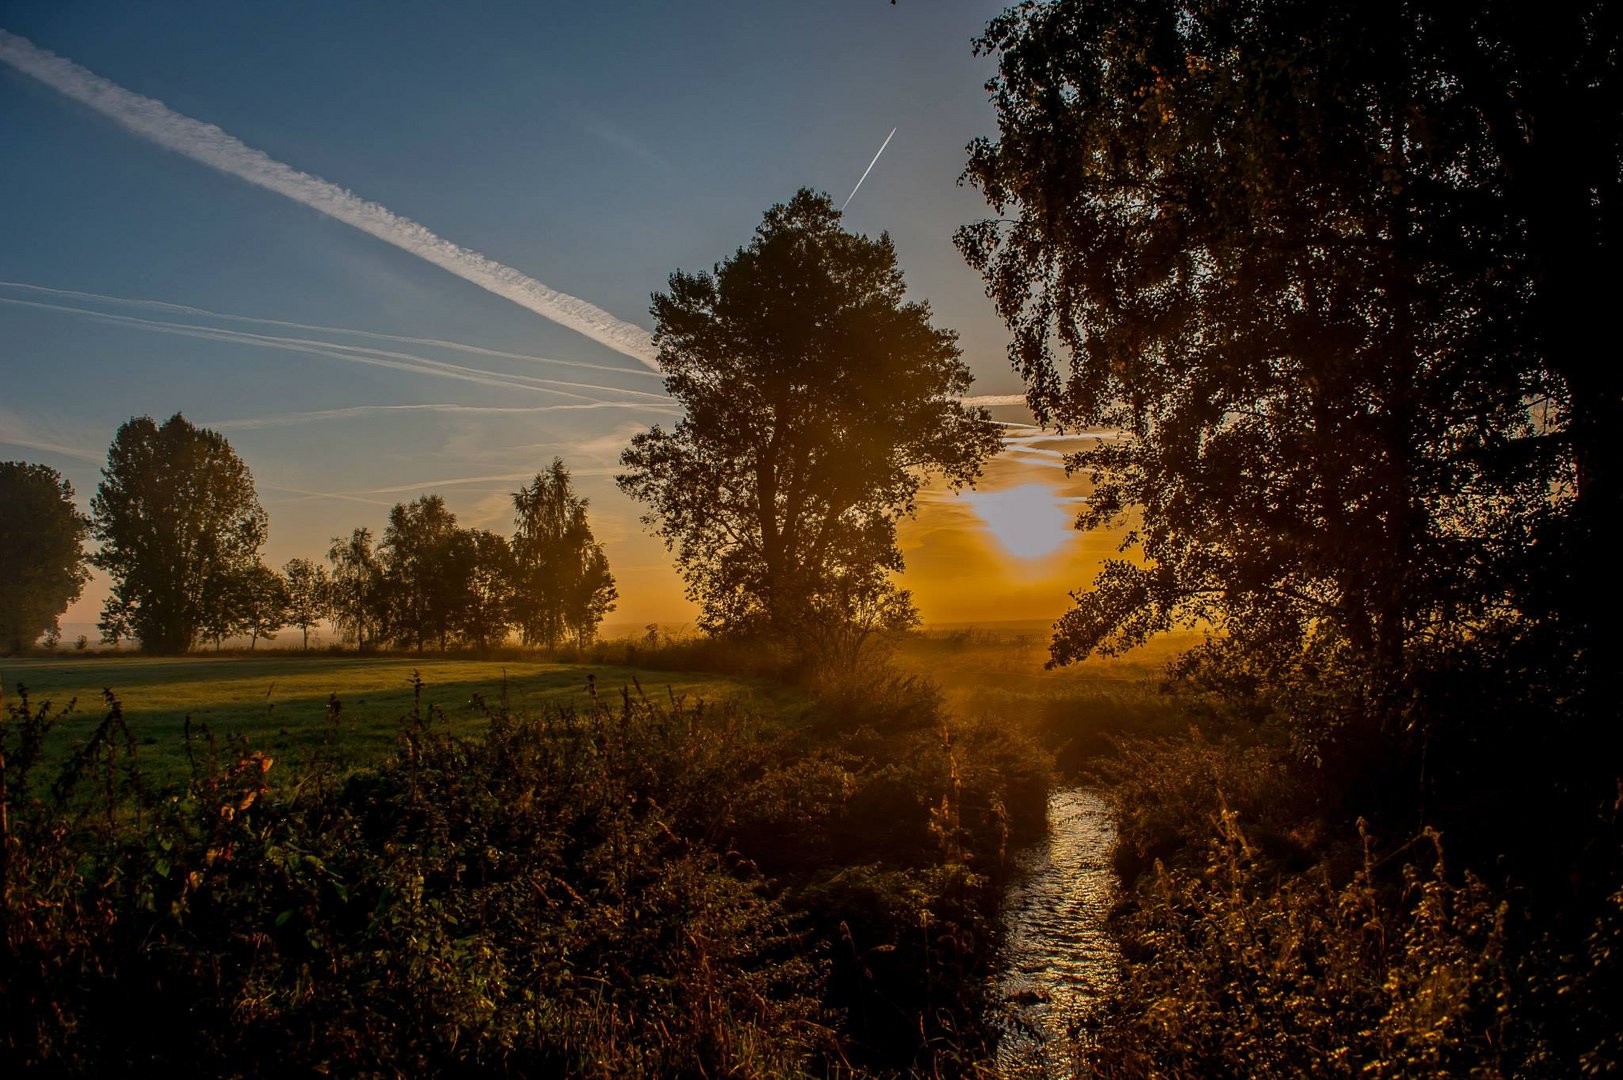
[281,557,331,650]
[511,460,617,648]
[460,529,516,650]
[958,0,1613,743]
[0,462,90,653]
[379,496,471,653]
[90,415,268,655]
[238,562,287,650]
[620,189,1001,660]
[327,528,382,650]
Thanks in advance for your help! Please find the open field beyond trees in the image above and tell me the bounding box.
[0,653,793,784]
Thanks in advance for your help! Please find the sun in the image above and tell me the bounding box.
[962,482,1078,561]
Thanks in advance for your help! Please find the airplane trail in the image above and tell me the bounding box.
[0,282,665,380]
[0,29,660,370]
[0,296,674,403]
[208,401,679,431]
[841,127,897,211]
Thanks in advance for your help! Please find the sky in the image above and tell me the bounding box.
[0,0,1114,637]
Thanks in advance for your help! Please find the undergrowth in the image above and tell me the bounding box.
[1,672,1052,1077]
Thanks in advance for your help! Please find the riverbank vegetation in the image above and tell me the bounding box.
[963,1,1623,1073]
[1,661,1053,1075]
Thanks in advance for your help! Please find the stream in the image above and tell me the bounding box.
[990,788,1121,1079]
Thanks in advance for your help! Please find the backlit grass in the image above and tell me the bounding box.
[0,654,788,784]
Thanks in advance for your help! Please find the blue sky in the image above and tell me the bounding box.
[1,0,1096,633]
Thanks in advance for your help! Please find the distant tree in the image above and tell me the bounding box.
[199,569,248,652]
[282,557,331,650]
[618,190,1000,662]
[0,461,90,653]
[91,415,268,655]
[98,592,135,649]
[238,562,287,650]
[459,529,515,650]
[379,496,472,652]
[511,460,617,649]
[564,541,617,648]
[327,528,383,650]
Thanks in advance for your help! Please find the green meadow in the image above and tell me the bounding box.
[0,654,783,784]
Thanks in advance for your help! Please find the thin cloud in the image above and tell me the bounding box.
[209,401,679,430]
[0,295,675,402]
[0,29,660,369]
[959,394,1028,407]
[574,108,674,173]
[258,482,394,509]
[0,423,103,464]
[0,281,665,380]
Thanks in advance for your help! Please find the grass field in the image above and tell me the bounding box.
[0,654,786,784]
[892,627,1204,772]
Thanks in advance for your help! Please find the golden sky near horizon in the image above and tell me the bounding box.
[900,431,1125,626]
[52,422,1124,638]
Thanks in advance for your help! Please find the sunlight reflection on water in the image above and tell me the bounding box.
[991,788,1120,1079]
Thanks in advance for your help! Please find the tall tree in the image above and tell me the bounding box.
[282,557,331,650]
[0,462,91,653]
[379,495,471,653]
[619,189,1000,659]
[91,415,267,654]
[511,460,616,649]
[327,528,383,650]
[957,0,1622,811]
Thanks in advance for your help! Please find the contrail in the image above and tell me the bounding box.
[0,281,665,379]
[0,29,660,370]
[209,401,679,430]
[0,295,674,402]
[841,127,897,211]
[958,394,1027,407]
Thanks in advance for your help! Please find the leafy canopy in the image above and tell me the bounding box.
[511,459,617,649]
[620,189,1001,657]
[0,462,90,653]
[958,1,1607,722]
[91,414,267,655]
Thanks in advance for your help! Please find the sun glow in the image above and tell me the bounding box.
[962,482,1078,561]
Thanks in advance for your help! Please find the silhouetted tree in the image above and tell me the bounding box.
[327,528,382,650]
[282,557,331,650]
[619,189,1000,662]
[380,496,471,652]
[563,540,616,648]
[959,1,1604,727]
[98,593,135,649]
[511,460,616,648]
[0,462,90,653]
[460,529,515,650]
[199,568,248,652]
[91,415,267,654]
[238,562,287,649]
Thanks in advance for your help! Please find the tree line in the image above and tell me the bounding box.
[8,192,995,668]
[2,418,615,655]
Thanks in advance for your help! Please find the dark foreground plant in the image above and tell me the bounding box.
[1,673,1050,1076]
[1081,732,1623,1078]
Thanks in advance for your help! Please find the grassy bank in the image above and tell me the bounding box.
[1,655,1053,1076]
[0,655,787,785]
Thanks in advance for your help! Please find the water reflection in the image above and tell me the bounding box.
[992,788,1120,1079]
